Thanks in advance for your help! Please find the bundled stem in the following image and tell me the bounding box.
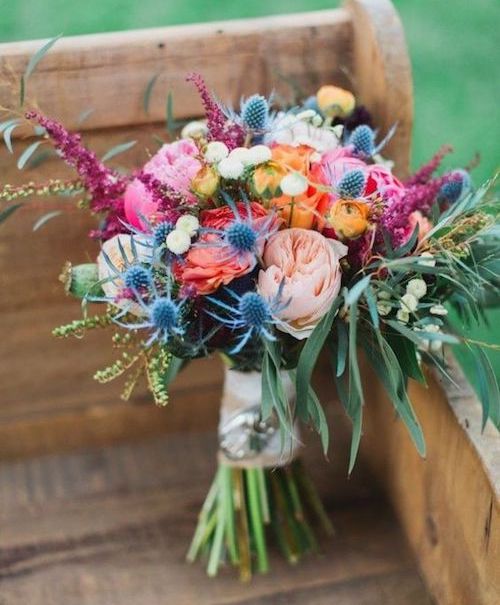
[187,460,333,580]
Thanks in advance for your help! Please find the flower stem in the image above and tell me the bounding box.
[246,468,269,574]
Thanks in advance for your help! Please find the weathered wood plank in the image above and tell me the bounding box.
[0,10,352,134]
[0,432,430,605]
[361,354,500,605]
[347,0,413,177]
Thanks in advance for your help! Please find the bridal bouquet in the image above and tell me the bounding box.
[2,64,499,580]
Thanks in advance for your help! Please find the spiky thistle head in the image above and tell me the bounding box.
[226,221,258,253]
[241,95,269,131]
[151,298,179,331]
[438,170,471,204]
[238,292,271,329]
[123,265,151,290]
[153,221,175,248]
[337,169,366,198]
[350,125,376,156]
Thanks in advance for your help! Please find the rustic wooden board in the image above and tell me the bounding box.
[0,431,432,605]
[0,9,353,134]
[361,354,500,605]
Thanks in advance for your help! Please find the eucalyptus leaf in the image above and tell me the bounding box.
[101,140,137,162]
[21,34,62,105]
[32,210,62,231]
[0,203,23,224]
[143,73,160,114]
[345,275,371,306]
[17,140,43,170]
[295,297,342,410]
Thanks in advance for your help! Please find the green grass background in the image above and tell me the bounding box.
[1,0,499,387]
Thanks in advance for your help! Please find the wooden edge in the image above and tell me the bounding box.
[0,8,352,135]
[361,352,500,605]
[346,0,413,177]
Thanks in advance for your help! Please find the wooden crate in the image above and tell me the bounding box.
[0,1,497,603]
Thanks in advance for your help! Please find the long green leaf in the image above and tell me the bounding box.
[345,275,371,306]
[295,297,342,411]
[17,140,43,169]
[32,210,62,231]
[363,333,426,456]
[101,140,137,162]
[0,203,23,224]
[143,73,160,114]
[21,34,62,105]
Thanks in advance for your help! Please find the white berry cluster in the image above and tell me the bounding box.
[204,142,272,180]
[166,214,200,255]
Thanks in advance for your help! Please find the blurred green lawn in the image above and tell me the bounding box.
[1,0,499,386]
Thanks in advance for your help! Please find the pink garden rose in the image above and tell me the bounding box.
[124,139,201,230]
[258,229,347,339]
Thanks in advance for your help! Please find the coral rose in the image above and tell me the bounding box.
[180,202,275,295]
[268,145,330,230]
[258,229,347,339]
[328,199,370,239]
[124,139,201,230]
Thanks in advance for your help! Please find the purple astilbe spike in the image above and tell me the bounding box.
[381,172,462,247]
[25,110,128,240]
[405,145,453,186]
[134,170,183,222]
[186,73,244,149]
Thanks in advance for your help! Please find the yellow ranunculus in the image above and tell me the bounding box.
[191,165,220,197]
[316,85,355,119]
[250,160,288,198]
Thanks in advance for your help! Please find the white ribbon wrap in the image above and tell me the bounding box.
[218,367,301,468]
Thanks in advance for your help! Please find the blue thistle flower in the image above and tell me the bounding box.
[206,287,289,354]
[198,196,279,262]
[241,94,269,131]
[225,222,257,253]
[153,221,174,249]
[123,265,151,290]
[438,170,471,204]
[150,297,180,332]
[349,125,375,156]
[114,283,186,347]
[337,169,366,198]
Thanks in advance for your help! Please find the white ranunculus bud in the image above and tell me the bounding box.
[419,251,436,267]
[430,304,448,316]
[377,290,391,300]
[218,157,245,179]
[245,145,272,166]
[396,309,410,323]
[377,301,392,316]
[406,278,427,299]
[400,293,418,312]
[175,214,199,237]
[280,173,308,197]
[181,120,208,140]
[228,146,251,165]
[204,141,229,163]
[166,229,191,255]
[295,109,318,122]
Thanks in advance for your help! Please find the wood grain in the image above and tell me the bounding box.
[361,354,500,605]
[0,9,352,135]
[0,432,431,605]
[347,0,413,177]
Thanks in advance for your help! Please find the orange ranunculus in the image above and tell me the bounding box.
[268,144,330,230]
[327,199,370,239]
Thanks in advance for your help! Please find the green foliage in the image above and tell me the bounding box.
[20,33,62,105]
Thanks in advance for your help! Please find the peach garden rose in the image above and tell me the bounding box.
[258,229,347,339]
